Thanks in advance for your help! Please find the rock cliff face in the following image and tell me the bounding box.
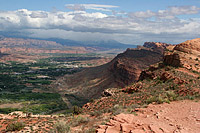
[109,48,163,86]
[164,38,200,72]
[143,42,171,54]
[174,38,200,53]
[144,42,170,48]
[52,43,168,106]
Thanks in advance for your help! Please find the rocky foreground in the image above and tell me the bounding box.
[1,100,200,132]
[0,111,62,132]
[97,100,200,133]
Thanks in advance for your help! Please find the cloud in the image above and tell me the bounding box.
[167,6,200,15]
[0,5,200,44]
[30,11,48,18]
[66,4,118,12]
[128,6,200,19]
[128,10,155,18]
[66,4,85,11]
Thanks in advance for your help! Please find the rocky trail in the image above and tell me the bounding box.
[97,100,200,133]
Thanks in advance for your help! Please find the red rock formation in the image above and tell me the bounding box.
[174,38,200,53]
[109,48,163,86]
[164,38,200,72]
[164,53,181,67]
[143,42,171,54]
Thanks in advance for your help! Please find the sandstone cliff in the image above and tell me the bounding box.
[164,38,200,72]
[143,42,171,54]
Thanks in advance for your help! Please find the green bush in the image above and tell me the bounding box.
[166,91,178,101]
[146,91,178,104]
[146,95,169,104]
[6,121,25,131]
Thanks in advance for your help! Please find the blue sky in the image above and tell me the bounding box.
[1,0,200,12]
[0,0,200,44]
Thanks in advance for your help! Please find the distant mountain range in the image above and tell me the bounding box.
[0,34,137,50]
[45,38,137,50]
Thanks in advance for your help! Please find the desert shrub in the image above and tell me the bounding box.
[73,106,82,115]
[84,128,96,133]
[146,96,157,104]
[51,121,70,133]
[193,70,199,74]
[146,90,178,104]
[6,121,25,131]
[90,98,94,103]
[157,95,169,104]
[166,91,178,101]
[107,104,124,115]
[185,95,195,100]
[70,116,90,127]
[126,104,140,113]
[146,95,169,104]
[89,110,102,117]
[167,84,178,90]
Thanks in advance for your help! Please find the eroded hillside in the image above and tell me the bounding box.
[51,42,168,107]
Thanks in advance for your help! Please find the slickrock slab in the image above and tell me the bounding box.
[97,100,200,133]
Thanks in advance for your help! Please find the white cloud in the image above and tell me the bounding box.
[0,5,200,44]
[30,11,48,18]
[66,4,85,11]
[129,6,200,19]
[128,10,156,18]
[168,6,200,15]
[66,4,118,12]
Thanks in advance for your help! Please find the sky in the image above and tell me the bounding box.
[0,0,200,45]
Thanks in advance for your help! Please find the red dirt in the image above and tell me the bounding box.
[97,100,200,133]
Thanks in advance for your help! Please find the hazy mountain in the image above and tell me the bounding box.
[0,33,137,51]
[44,38,137,50]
